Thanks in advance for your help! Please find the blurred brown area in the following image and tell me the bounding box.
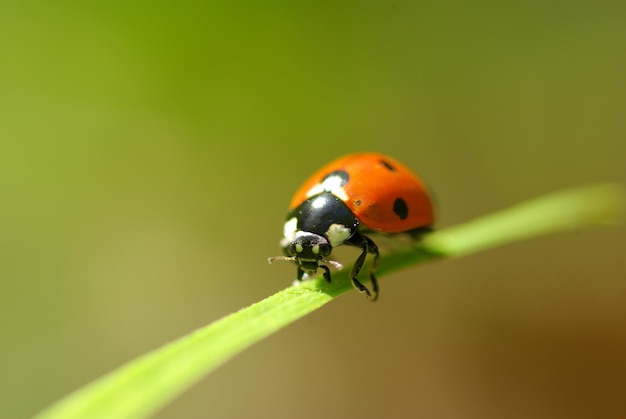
[1,2,625,418]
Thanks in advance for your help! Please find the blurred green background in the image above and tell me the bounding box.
[1,1,625,418]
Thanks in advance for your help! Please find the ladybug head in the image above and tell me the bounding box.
[288,231,331,262]
[269,231,342,277]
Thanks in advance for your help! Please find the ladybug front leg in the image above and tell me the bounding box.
[347,233,381,301]
[297,266,305,281]
[319,264,332,283]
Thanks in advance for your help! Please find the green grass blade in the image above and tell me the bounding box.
[35,286,336,419]
[34,183,624,419]
[421,183,624,258]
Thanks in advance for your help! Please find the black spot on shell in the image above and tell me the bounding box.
[380,159,396,172]
[322,170,350,186]
[393,198,409,219]
[354,199,362,206]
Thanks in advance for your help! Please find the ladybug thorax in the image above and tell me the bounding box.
[282,192,360,256]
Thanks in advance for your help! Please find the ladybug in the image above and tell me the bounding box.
[269,152,435,300]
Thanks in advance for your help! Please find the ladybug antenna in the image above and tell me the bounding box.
[267,256,343,270]
[267,255,296,264]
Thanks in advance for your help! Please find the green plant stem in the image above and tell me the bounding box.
[34,184,624,419]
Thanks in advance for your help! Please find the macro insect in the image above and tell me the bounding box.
[269,152,435,300]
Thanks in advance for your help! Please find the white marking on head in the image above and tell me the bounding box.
[326,223,352,246]
[311,195,328,209]
[283,217,298,242]
[305,175,349,201]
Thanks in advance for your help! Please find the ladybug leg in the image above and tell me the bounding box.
[365,235,381,301]
[346,233,380,300]
[297,266,305,281]
[319,264,332,283]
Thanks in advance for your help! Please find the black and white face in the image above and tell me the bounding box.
[285,231,331,274]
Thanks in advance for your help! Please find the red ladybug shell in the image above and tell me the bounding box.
[290,152,435,233]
